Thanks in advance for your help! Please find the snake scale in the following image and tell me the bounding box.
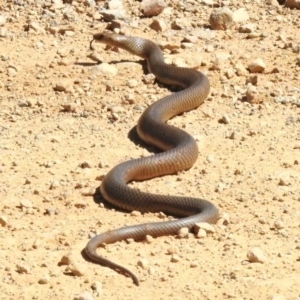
[86,32,219,286]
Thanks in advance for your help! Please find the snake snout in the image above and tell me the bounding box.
[90,32,113,50]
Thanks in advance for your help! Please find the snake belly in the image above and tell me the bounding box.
[86,32,219,286]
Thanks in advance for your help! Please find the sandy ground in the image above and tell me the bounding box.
[0,0,300,299]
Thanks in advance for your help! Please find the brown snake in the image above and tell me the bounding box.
[86,32,219,286]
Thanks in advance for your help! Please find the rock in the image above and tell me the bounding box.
[171,254,180,262]
[66,261,87,276]
[91,281,103,296]
[53,79,74,92]
[145,235,154,243]
[247,247,266,263]
[141,0,166,17]
[127,79,139,88]
[191,28,215,40]
[239,24,257,33]
[28,21,46,34]
[74,200,87,208]
[232,8,249,22]
[267,0,281,5]
[130,210,141,216]
[209,7,234,30]
[7,67,17,77]
[186,56,202,69]
[190,261,199,268]
[137,258,149,269]
[61,252,87,276]
[99,0,127,22]
[0,216,8,226]
[211,52,231,70]
[235,63,248,76]
[0,14,6,26]
[61,102,78,112]
[74,292,94,300]
[110,105,125,114]
[172,57,187,67]
[196,228,207,238]
[47,25,75,35]
[285,0,300,8]
[248,58,266,73]
[178,227,189,238]
[80,161,92,168]
[194,222,216,234]
[269,295,286,300]
[38,275,50,284]
[49,0,64,10]
[50,180,60,189]
[275,172,294,186]
[274,219,284,230]
[225,68,235,79]
[246,75,258,85]
[149,19,167,32]
[206,154,215,163]
[200,0,214,5]
[91,63,118,76]
[167,246,178,254]
[171,18,188,30]
[99,8,126,21]
[182,35,198,44]
[20,199,33,208]
[142,73,156,84]
[246,85,261,104]
[0,27,7,37]
[16,263,31,274]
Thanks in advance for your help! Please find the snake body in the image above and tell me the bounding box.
[86,32,219,286]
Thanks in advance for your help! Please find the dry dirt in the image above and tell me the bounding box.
[1,1,300,299]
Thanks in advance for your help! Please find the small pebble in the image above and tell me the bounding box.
[178,227,189,238]
[137,258,149,270]
[248,58,266,73]
[190,261,199,268]
[171,254,180,263]
[91,281,103,296]
[167,246,178,255]
[74,292,94,300]
[206,155,215,163]
[16,263,31,274]
[194,222,216,234]
[145,235,154,243]
[131,210,142,216]
[247,247,266,263]
[0,216,8,226]
[20,199,33,208]
[274,219,285,230]
[38,275,50,284]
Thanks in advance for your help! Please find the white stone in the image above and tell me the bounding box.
[232,8,249,22]
[248,58,266,73]
[74,292,94,300]
[247,247,266,263]
[178,227,189,238]
[92,63,118,76]
[194,222,216,234]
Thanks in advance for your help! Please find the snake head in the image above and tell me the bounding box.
[90,31,118,50]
